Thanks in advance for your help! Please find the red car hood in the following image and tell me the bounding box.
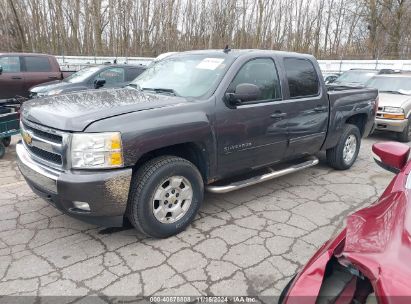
[285,162,411,304]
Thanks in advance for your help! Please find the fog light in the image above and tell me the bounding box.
[73,201,90,211]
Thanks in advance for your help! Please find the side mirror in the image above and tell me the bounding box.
[94,78,106,89]
[0,65,3,75]
[372,142,410,173]
[226,83,261,105]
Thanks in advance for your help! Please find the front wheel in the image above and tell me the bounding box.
[0,142,5,159]
[127,156,204,238]
[397,118,411,142]
[2,136,11,147]
[326,124,361,170]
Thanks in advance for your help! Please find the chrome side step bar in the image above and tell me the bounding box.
[206,156,319,194]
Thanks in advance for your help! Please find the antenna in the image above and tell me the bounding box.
[223,45,231,54]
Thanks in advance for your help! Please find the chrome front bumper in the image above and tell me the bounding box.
[16,142,60,193]
[375,118,408,133]
[16,142,133,227]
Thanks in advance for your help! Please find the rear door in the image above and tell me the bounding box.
[0,56,24,99]
[22,56,59,96]
[280,57,328,156]
[215,57,288,177]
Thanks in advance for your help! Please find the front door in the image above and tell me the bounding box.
[0,56,24,99]
[215,57,288,177]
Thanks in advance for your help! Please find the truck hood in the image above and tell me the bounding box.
[30,80,71,94]
[22,88,188,131]
[378,92,411,108]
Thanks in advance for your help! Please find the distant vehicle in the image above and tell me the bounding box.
[280,141,411,304]
[0,53,74,99]
[147,52,179,67]
[367,73,411,142]
[323,72,341,84]
[29,64,146,98]
[333,68,397,86]
[17,49,377,238]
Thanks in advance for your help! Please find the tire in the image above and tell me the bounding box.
[127,156,204,238]
[2,136,11,147]
[326,124,361,170]
[0,142,5,159]
[397,118,411,142]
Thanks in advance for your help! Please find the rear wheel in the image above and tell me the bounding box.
[127,156,204,238]
[0,142,5,159]
[2,136,11,147]
[397,118,411,142]
[327,124,361,170]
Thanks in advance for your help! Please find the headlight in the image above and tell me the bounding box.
[381,107,405,120]
[383,106,403,113]
[47,89,64,96]
[71,132,124,169]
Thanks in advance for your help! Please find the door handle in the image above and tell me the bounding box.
[11,76,22,80]
[270,112,287,119]
[48,76,58,79]
[314,105,328,112]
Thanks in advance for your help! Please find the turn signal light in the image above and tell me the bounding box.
[382,113,405,120]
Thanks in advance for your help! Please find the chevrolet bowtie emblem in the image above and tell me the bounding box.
[22,130,33,146]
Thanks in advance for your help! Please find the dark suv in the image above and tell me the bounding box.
[29,64,146,98]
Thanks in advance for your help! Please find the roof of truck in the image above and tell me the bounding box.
[175,49,315,59]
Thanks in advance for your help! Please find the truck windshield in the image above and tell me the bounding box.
[366,76,411,95]
[129,54,232,98]
[64,66,101,83]
[335,70,377,85]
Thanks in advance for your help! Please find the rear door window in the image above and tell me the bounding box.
[23,56,52,72]
[0,56,21,72]
[284,58,319,98]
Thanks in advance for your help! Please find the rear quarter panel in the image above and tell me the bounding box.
[322,87,378,150]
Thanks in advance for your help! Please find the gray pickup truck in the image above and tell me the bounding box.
[17,50,378,238]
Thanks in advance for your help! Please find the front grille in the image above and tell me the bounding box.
[23,122,62,143]
[22,121,66,168]
[27,145,62,165]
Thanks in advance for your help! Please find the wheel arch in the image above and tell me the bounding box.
[345,113,368,136]
[133,142,211,183]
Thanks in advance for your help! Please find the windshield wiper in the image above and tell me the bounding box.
[125,83,139,89]
[142,87,179,96]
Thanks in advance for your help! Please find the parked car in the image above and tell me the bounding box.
[147,52,179,67]
[0,53,74,99]
[323,72,341,84]
[29,64,146,98]
[17,50,377,238]
[333,69,397,86]
[280,141,411,304]
[366,74,411,142]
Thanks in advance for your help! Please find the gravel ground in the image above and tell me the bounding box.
[0,134,397,301]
